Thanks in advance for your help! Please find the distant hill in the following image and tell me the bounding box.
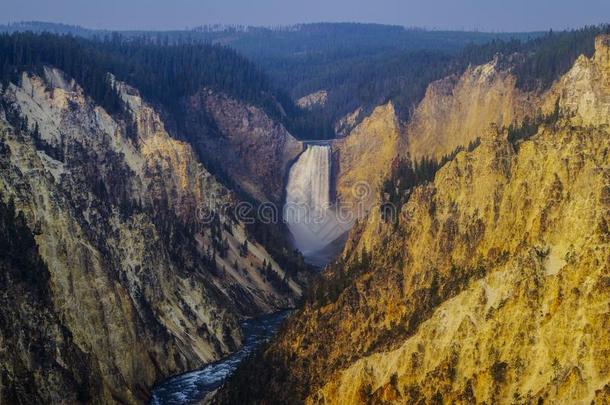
[190,23,545,119]
[0,21,544,94]
[10,22,592,139]
[0,21,100,36]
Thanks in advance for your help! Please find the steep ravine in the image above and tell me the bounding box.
[0,67,304,403]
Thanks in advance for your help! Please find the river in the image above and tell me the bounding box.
[149,311,291,404]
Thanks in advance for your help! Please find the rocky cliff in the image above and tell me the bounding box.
[219,36,610,405]
[544,35,610,127]
[297,90,328,110]
[312,122,609,405]
[186,89,302,204]
[332,56,535,216]
[406,57,538,161]
[0,197,104,403]
[332,102,401,212]
[0,67,303,403]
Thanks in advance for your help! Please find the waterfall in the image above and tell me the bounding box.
[284,145,348,264]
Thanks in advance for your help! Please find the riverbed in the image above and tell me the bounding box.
[149,311,291,404]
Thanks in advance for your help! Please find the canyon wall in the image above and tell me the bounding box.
[0,68,303,403]
[332,57,536,216]
[186,89,302,204]
[332,102,401,213]
[405,57,537,161]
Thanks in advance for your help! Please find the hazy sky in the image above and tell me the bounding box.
[2,0,610,32]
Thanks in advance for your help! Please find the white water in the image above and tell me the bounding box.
[284,145,349,264]
[149,311,290,404]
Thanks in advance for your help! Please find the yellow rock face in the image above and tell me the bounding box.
[544,34,610,127]
[230,36,610,405]
[333,102,402,213]
[332,58,536,217]
[314,122,610,404]
[406,58,538,161]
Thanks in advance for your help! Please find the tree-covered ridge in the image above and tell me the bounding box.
[95,36,293,122]
[457,25,610,91]
[0,32,125,114]
[0,32,297,131]
[2,25,603,140]
[216,24,543,129]
[198,24,606,135]
[1,25,605,140]
[282,25,610,129]
[232,24,607,133]
[286,49,454,136]
[0,23,545,139]
[0,22,542,55]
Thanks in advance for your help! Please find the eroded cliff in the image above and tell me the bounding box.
[333,102,401,212]
[406,57,538,161]
[186,89,302,204]
[314,121,609,404]
[332,56,535,216]
[0,68,302,403]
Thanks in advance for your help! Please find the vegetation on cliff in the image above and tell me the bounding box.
[0,32,331,138]
[0,196,102,404]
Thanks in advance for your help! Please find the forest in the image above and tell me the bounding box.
[0,32,319,137]
[1,24,607,139]
[267,24,610,129]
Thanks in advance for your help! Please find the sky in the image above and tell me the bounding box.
[2,0,610,32]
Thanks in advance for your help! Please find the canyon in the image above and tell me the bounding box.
[0,24,609,405]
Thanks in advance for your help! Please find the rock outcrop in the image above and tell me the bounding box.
[544,34,610,127]
[406,57,538,161]
[334,106,364,138]
[332,102,401,213]
[0,68,303,403]
[297,90,328,110]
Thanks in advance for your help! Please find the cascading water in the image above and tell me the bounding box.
[284,144,348,265]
